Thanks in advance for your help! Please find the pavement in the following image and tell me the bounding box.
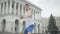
[0,31,43,34]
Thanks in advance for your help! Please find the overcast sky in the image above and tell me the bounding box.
[26,0,60,18]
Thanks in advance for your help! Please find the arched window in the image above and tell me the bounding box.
[23,21,26,33]
[34,23,36,33]
[2,19,6,31]
[23,21,26,28]
[15,19,19,32]
[38,24,40,33]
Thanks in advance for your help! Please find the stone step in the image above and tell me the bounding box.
[0,31,20,34]
[0,31,42,34]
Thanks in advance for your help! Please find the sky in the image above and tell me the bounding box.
[26,0,60,18]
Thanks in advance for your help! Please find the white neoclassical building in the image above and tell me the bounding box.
[0,0,42,33]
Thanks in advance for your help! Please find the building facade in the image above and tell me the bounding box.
[0,0,42,33]
[40,18,49,33]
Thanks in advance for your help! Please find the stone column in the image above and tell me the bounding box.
[14,2,16,15]
[6,2,8,14]
[21,5,24,15]
[2,3,5,15]
[32,9,34,19]
[23,5,25,15]
[18,3,20,16]
[33,10,34,19]
[34,11,35,20]
[0,4,1,15]
[10,0,12,14]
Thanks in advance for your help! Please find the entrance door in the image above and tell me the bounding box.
[2,19,6,31]
[15,19,19,32]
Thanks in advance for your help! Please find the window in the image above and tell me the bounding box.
[20,4,22,15]
[34,23,36,33]
[32,9,33,14]
[8,0,10,7]
[2,19,6,31]
[15,19,19,32]
[23,5,25,14]
[4,2,6,14]
[12,1,14,8]
[23,21,26,30]
[16,3,18,15]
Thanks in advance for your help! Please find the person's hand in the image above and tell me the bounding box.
[21,16,23,19]
[20,15,23,19]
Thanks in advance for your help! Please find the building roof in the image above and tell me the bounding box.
[0,0,42,11]
[22,0,42,11]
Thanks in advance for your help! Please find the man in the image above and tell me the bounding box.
[20,4,35,34]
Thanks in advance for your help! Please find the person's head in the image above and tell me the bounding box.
[24,4,30,11]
